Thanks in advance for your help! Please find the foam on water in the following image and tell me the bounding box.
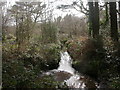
[58,51,75,74]
[58,51,86,88]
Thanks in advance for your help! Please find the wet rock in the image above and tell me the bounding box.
[53,71,72,82]
[98,81,109,88]
[39,70,72,82]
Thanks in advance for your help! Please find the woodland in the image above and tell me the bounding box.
[1,0,120,89]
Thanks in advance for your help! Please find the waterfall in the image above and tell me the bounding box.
[43,51,98,88]
[58,51,75,74]
[57,51,86,88]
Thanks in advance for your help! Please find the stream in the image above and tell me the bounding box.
[42,51,100,88]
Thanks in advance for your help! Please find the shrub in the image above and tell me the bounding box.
[2,59,65,88]
[66,36,106,79]
[2,35,61,88]
[39,43,61,70]
[109,75,120,89]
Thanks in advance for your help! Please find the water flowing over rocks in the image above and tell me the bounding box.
[58,51,75,74]
[40,51,98,88]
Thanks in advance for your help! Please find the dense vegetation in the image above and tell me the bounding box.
[1,0,120,89]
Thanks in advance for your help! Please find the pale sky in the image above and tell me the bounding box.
[5,0,87,18]
[5,0,114,18]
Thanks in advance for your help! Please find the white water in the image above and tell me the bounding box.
[58,51,86,88]
[58,51,75,74]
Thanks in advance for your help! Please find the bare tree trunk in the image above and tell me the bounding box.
[88,1,99,38]
[105,2,109,25]
[118,1,120,30]
[93,2,99,38]
[88,1,94,36]
[109,2,118,42]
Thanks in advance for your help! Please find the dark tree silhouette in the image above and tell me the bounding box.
[93,2,99,38]
[109,2,118,42]
[88,1,99,38]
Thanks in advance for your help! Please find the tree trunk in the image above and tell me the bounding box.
[88,1,99,38]
[118,1,120,30]
[93,2,99,38]
[105,2,109,25]
[88,1,94,36]
[109,2,118,42]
